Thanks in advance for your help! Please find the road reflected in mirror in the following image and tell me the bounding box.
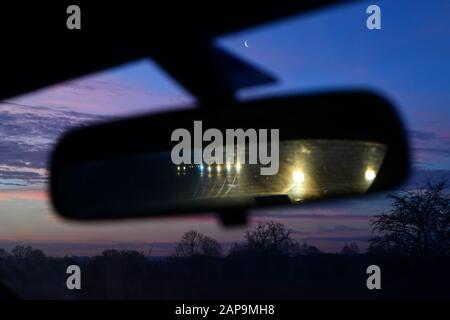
[57,139,387,218]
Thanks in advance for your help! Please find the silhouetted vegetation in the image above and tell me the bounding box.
[341,243,360,255]
[1,182,449,299]
[173,230,222,257]
[369,180,450,257]
[229,221,321,258]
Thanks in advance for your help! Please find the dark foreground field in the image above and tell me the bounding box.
[1,250,449,300]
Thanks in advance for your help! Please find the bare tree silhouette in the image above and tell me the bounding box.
[341,242,360,255]
[230,221,299,256]
[369,180,450,256]
[173,230,222,257]
[10,245,46,260]
[293,241,322,255]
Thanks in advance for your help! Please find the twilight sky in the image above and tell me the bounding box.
[0,0,449,256]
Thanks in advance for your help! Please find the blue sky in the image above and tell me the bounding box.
[0,0,449,255]
[217,0,450,169]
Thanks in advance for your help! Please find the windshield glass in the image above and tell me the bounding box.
[0,0,449,299]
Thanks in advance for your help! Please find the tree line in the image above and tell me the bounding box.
[1,179,449,260]
[0,180,448,299]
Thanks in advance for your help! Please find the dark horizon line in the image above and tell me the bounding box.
[0,237,370,257]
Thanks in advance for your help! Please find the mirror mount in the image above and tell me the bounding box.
[217,209,248,227]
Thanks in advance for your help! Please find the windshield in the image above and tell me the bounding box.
[0,0,449,300]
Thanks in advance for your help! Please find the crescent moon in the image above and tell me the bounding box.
[244,40,249,48]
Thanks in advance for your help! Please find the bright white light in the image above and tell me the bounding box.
[365,168,376,181]
[183,166,186,171]
[217,165,221,173]
[177,166,180,171]
[226,163,232,172]
[207,165,212,172]
[199,164,204,171]
[292,170,304,184]
[235,162,241,172]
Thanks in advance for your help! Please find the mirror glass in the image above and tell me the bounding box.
[57,139,387,218]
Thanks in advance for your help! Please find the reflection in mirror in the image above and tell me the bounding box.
[57,139,387,218]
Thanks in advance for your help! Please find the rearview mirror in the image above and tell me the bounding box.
[49,91,409,223]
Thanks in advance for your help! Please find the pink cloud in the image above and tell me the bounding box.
[0,189,48,202]
[8,60,194,117]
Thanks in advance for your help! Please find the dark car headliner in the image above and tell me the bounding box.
[0,1,350,105]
